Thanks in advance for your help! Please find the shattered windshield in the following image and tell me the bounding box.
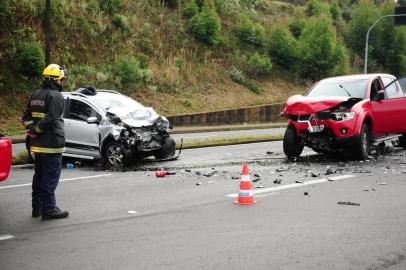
[307,79,368,98]
[91,92,144,111]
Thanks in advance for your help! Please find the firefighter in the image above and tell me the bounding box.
[22,63,69,220]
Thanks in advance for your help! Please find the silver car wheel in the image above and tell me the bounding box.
[106,144,123,166]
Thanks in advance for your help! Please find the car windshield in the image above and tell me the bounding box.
[307,79,368,98]
[91,92,144,111]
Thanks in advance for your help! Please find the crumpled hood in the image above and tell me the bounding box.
[107,107,159,127]
[283,95,354,115]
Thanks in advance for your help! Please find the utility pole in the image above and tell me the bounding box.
[44,0,51,65]
[364,14,406,74]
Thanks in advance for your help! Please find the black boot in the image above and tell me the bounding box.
[32,208,41,218]
[42,207,69,220]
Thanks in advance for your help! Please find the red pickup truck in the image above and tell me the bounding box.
[282,74,406,160]
[0,134,12,181]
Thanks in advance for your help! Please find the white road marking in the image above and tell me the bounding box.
[0,174,113,190]
[0,234,14,241]
[226,175,356,198]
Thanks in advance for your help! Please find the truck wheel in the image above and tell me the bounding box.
[399,134,406,149]
[352,123,370,160]
[154,137,176,159]
[103,141,131,167]
[283,125,304,159]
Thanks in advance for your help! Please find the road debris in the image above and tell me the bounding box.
[295,180,304,184]
[208,181,217,184]
[203,170,218,177]
[273,179,282,184]
[266,151,274,155]
[196,181,202,186]
[337,202,360,206]
[252,178,261,183]
[325,166,335,175]
[304,192,309,196]
[377,182,388,185]
[155,170,176,177]
[127,210,137,214]
[254,173,261,178]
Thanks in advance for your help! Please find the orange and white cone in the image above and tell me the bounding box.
[235,163,257,205]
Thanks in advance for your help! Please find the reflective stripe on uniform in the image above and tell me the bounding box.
[31,112,46,118]
[30,146,65,153]
[23,120,33,127]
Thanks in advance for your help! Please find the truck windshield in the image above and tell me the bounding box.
[307,79,368,98]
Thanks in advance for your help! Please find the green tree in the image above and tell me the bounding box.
[16,41,45,78]
[235,14,264,47]
[298,15,345,79]
[189,7,222,45]
[268,25,298,70]
[247,53,273,76]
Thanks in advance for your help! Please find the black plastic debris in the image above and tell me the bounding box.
[325,166,335,175]
[252,178,261,183]
[196,181,202,186]
[266,151,274,155]
[231,176,240,180]
[295,180,304,184]
[311,171,320,177]
[203,171,218,177]
[337,202,360,206]
[304,192,309,196]
[254,173,261,178]
[273,179,282,184]
[185,169,192,173]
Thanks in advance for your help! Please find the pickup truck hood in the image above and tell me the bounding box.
[107,107,159,127]
[283,95,358,115]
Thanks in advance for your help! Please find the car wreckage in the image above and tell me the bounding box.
[281,74,406,160]
[26,86,177,166]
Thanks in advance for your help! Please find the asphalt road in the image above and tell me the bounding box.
[1,142,406,270]
[11,128,286,155]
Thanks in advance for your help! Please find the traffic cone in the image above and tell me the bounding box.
[235,163,257,205]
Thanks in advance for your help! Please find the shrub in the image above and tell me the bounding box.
[0,0,10,25]
[183,1,199,19]
[16,41,45,78]
[230,67,261,94]
[113,56,151,85]
[247,53,272,76]
[235,14,264,47]
[189,7,221,45]
[99,0,122,15]
[305,0,329,17]
[112,14,130,32]
[268,25,298,70]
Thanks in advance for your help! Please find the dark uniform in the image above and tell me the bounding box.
[22,78,69,219]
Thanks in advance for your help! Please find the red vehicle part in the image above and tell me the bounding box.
[0,136,12,181]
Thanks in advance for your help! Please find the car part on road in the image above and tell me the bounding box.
[337,201,360,206]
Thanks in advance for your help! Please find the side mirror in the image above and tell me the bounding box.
[372,90,385,101]
[87,116,99,124]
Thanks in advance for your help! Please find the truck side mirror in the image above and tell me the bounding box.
[372,90,385,101]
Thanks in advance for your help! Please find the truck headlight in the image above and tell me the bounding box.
[331,112,355,121]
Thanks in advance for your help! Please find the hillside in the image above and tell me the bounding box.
[0,0,405,135]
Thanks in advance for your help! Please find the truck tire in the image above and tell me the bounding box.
[154,137,176,160]
[399,134,406,148]
[352,123,370,160]
[283,125,304,159]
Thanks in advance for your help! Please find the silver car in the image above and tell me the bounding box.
[27,87,176,166]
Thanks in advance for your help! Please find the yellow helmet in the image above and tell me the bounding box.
[42,64,65,80]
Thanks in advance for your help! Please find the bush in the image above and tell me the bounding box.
[16,41,45,78]
[235,14,264,47]
[247,53,272,76]
[268,25,298,70]
[189,7,222,45]
[113,56,151,86]
[305,0,329,17]
[0,0,10,25]
[112,14,130,32]
[183,1,199,19]
[230,67,261,94]
[99,0,122,15]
